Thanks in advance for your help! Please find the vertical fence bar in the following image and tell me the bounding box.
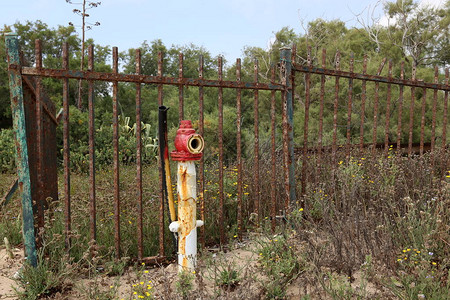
[253,59,260,218]
[135,49,143,261]
[318,49,326,164]
[384,60,393,156]
[178,53,184,123]
[5,33,37,267]
[396,62,405,152]
[372,58,386,154]
[443,69,449,149]
[236,58,243,238]
[158,52,163,106]
[430,66,438,154]
[270,65,276,232]
[280,47,296,210]
[88,44,97,244]
[346,53,354,157]
[198,55,205,246]
[292,45,297,111]
[35,39,45,236]
[408,64,417,156]
[218,57,225,244]
[419,87,427,156]
[62,42,71,250]
[301,47,311,198]
[359,55,368,151]
[332,51,340,164]
[157,52,165,256]
[112,47,120,259]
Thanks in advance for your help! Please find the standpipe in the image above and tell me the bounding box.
[158,106,177,252]
[169,120,204,272]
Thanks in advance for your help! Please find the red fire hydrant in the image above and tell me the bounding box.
[169,120,204,272]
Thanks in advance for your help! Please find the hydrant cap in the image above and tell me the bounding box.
[180,120,193,128]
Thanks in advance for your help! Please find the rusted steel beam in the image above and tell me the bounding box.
[396,62,405,152]
[140,255,169,265]
[158,52,163,105]
[332,51,340,164]
[280,47,296,210]
[88,45,97,244]
[35,39,45,237]
[372,58,387,155]
[293,64,449,91]
[21,76,58,125]
[270,65,276,232]
[112,47,121,259]
[359,55,368,152]
[292,45,297,111]
[317,49,326,164]
[294,142,432,155]
[443,69,449,148]
[5,33,37,267]
[62,42,71,250]
[431,66,438,153]
[420,87,427,156]
[135,49,143,261]
[345,53,354,157]
[301,47,311,198]
[20,67,286,91]
[408,64,417,156]
[218,57,225,245]
[384,60,393,156]
[236,58,243,239]
[179,53,184,123]
[253,59,260,219]
[198,55,205,247]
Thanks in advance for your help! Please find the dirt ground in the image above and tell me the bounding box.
[0,247,23,299]
[0,238,392,300]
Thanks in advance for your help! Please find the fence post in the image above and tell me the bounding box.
[280,47,297,209]
[5,33,37,267]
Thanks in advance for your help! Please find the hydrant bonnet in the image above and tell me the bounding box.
[171,120,204,161]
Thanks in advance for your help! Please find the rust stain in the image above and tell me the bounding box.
[177,163,195,270]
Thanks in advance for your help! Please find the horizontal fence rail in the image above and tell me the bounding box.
[18,66,286,91]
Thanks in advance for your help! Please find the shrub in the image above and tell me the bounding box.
[0,128,16,173]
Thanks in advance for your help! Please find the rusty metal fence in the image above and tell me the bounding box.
[5,34,296,265]
[5,33,449,265]
[292,46,449,198]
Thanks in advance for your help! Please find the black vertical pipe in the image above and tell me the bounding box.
[158,106,177,254]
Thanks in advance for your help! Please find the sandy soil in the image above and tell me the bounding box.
[0,247,23,300]
[0,239,389,299]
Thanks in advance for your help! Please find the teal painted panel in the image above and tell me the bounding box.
[5,33,37,267]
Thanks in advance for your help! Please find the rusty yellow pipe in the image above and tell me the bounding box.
[164,156,176,223]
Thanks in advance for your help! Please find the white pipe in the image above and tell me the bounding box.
[169,161,203,272]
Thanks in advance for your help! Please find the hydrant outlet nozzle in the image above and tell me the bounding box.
[171,120,204,161]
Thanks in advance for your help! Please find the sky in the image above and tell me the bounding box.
[1,0,446,63]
